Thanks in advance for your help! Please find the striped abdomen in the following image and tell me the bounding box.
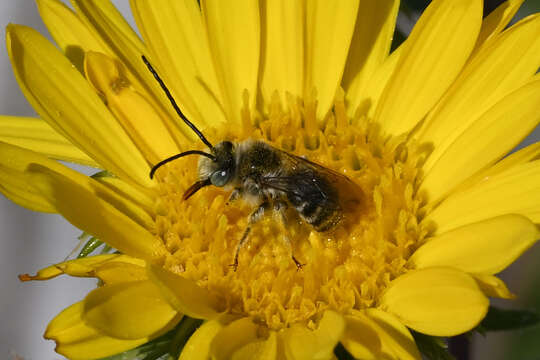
[285,171,342,232]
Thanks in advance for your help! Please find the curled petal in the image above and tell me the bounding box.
[342,309,421,360]
[147,264,219,319]
[82,280,181,339]
[45,301,147,360]
[281,310,345,360]
[6,24,151,186]
[179,320,224,360]
[474,274,516,299]
[210,317,277,360]
[19,254,145,283]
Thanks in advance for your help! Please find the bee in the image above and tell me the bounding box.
[143,56,363,270]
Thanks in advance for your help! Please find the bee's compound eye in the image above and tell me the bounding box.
[210,170,230,187]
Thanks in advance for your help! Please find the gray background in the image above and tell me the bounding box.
[0,1,539,359]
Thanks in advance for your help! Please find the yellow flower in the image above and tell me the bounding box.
[2,0,540,359]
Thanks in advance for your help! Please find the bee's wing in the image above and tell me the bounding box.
[262,150,363,213]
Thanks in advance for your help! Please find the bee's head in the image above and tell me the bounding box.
[176,141,235,200]
[200,140,236,187]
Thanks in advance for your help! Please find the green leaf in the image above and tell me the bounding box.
[412,332,455,360]
[91,170,116,179]
[77,237,104,258]
[479,306,540,332]
[99,316,204,360]
[99,331,174,360]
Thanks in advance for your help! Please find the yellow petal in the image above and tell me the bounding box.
[147,264,219,319]
[421,78,540,202]
[449,140,540,196]
[282,310,345,360]
[6,24,151,187]
[0,152,55,213]
[19,254,145,282]
[42,164,154,229]
[366,309,421,360]
[0,116,98,167]
[358,45,403,119]
[36,0,110,71]
[0,137,146,219]
[45,301,147,360]
[230,331,277,360]
[379,267,489,336]
[473,0,524,52]
[130,0,226,128]
[341,314,381,360]
[210,317,276,360]
[304,0,360,120]
[83,280,180,339]
[94,261,148,284]
[179,320,224,360]
[30,165,166,260]
[375,0,482,136]
[202,0,260,124]
[419,14,540,173]
[349,309,422,360]
[93,173,155,215]
[0,141,78,213]
[71,0,144,54]
[342,0,399,117]
[85,51,179,164]
[426,160,540,233]
[474,274,516,299]
[0,140,154,229]
[70,0,188,144]
[260,0,304,108]
[410,215,539,275]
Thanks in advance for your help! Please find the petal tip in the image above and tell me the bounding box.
[18,273,34,282]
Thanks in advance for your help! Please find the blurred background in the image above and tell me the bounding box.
[0,1,539,359]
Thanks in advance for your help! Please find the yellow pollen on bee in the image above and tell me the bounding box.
[153,92,426,330]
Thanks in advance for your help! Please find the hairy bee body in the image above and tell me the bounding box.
[199,140,361,233]
[142,55,362,269]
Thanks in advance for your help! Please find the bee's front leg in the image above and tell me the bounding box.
[227,188,242,205]
[230,199,269,271]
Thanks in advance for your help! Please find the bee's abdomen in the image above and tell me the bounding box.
[286,172,342,232]
[296,200,341,232]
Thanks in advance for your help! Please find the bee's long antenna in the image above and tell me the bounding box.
[142,55,214,150]
[150,150,215,179]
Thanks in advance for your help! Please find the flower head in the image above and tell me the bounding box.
[2,0,540,359]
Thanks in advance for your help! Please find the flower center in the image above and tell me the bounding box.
[153,93,425,330]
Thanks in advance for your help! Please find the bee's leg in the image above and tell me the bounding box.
[275,201,305,271]
[281,235,305,271]
[231,200,269,271]
[227,188,242,205]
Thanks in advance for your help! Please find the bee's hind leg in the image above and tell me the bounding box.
[230,200,269,271]
[275,201,305,271]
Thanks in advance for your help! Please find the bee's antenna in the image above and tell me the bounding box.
[141,55,214,150]
[150,150,215,179]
